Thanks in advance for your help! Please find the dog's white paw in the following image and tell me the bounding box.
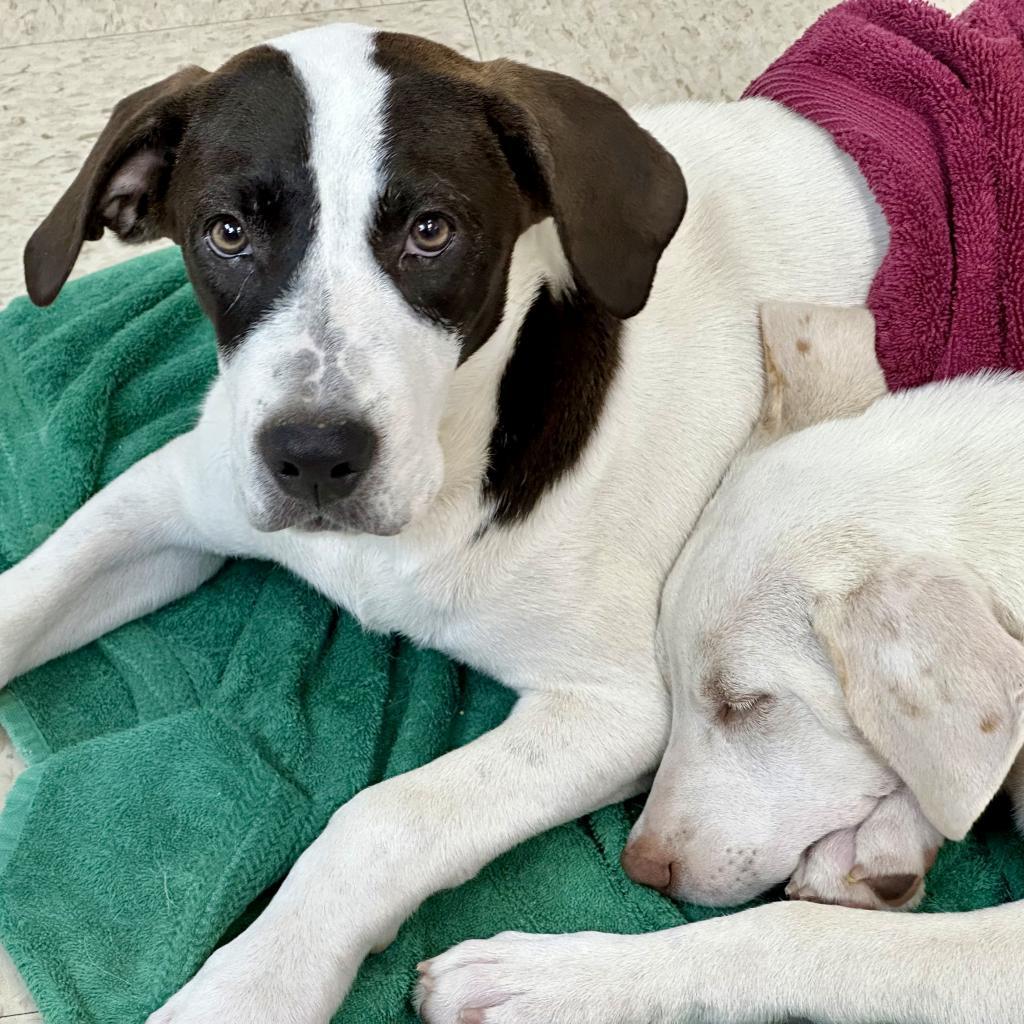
[416,931,649,1024]
[146,931,345,1024]
[786,829,889,909]
[786,807,938,912]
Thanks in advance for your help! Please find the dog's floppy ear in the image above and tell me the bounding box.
[483,62,687,319]
[814,559,1024,840]
[755,302,887,445]
[24,65,209,307]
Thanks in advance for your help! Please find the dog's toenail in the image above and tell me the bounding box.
[459,1011,486,1024]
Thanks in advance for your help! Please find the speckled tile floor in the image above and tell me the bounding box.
[0,0,970,1017]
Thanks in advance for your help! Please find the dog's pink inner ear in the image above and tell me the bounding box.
[99,147,169,238]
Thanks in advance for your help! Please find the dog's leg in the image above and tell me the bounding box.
[0,431,224,686]
[146,686,669,1024]
[419,899,1022,1024]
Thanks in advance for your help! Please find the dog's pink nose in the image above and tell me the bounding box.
[620,835,677,894]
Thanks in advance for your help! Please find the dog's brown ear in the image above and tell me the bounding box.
[755,302,887,445]
[814,559,1024,840]
[24,65,209,307]
[483,62,687,319]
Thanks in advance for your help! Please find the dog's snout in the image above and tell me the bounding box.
[620,835,679,895]
[259,420,376,503]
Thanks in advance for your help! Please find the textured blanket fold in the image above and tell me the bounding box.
[2,1,1024,1022]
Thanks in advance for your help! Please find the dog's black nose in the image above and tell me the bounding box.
[258,421,376,503]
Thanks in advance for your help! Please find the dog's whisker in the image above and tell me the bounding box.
[224,266,255,316]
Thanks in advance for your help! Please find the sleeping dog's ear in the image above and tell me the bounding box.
[754,302,887,445]
[814,558,1024,840]
[24,65,209,307]
[482,62,687,319]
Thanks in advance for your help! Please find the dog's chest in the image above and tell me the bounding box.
[329,540,481,641]
[277,516,646,690]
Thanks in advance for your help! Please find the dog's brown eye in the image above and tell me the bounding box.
[406,213,453,257]
[207,216,250,257]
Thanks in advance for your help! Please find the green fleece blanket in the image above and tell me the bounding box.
[0,249,1022,1024]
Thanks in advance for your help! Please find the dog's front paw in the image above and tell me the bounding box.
[786,813,937,912]
[147,929,348,1024]
[416,931,648,1024]
[785,829,890,909]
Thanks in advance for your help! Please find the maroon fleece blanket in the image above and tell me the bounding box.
[746,0,1024,388]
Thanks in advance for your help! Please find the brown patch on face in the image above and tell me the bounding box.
[373,31,687,320]
[979,713,1002,733]
[375,31,476,80]
[796,338,811,354]
[372,35,529,362]
[167,46,318,353]
[24,45,317,359]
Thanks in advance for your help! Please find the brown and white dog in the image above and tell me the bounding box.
[5,23,890,1024]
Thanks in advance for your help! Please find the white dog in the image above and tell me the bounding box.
[635,303,1024,908]
[416,305,1024,1024]
[5,24,890,1024]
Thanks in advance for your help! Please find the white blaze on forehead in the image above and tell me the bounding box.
[271,23,388,268]
[265,23,459,392]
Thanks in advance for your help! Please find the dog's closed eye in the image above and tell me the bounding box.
[702,673,774,725]
[717,693,774,725]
